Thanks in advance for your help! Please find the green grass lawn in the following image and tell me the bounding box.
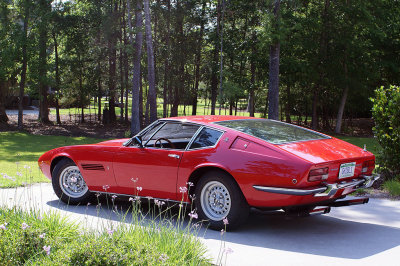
[0,132,106,187]
[50,97,261,118]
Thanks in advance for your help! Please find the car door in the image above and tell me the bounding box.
[113,121,200,200]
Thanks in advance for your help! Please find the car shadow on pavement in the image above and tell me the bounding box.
[47,197,400,260]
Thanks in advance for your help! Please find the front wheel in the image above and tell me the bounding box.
[52,158,92,205]
[194,171,249,230]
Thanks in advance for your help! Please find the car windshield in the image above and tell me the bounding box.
[215,119,330,145]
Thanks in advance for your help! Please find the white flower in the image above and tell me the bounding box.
[136,186,143,191]
[159,253,169,262]
[43,245,51,255]
[223,217,229,225]
[179,187,188,193]
[21,222,29,230]
[39,233,46,239]
[107,228,114,236]
[188,211,198,219]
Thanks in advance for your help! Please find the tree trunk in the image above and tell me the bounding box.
[162,0,171,118]
[38,0,50,123]
[285,84,291,123]
[144,0,157,123]
[129,0,143,135]
[18,2,29,129]
[311,90,318,129]
[210,1,221,116]
[123,1,129,123]
[108,1,118,123]
[0,81,8,123]
[192,1,206,115]
[218,0,227,115]
[248,49,256,117]
[170,0,184,117]
[312,0,330,130]
[79,53,85,123]
[335,54,349,134]
[267,0,280,121]
[53,32,61,125]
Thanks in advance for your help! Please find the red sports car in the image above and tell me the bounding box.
[38,116,379,229]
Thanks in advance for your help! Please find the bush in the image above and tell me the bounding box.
[371,85,400,178]
[0,206,211,265]
[383,179,400,197]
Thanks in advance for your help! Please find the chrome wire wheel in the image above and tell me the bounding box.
[200,180,231,221]
[59,166,88,198]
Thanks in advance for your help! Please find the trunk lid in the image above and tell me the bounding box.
[278,137,373,164]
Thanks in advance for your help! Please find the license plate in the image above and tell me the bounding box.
[339,162,356,179]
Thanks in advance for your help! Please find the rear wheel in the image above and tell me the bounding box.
[52,158,92,205]
[194,170,249,230]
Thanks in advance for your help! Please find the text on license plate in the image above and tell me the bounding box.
[339,162,356,179]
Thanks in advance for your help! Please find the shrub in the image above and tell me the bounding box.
[371,85,400,178]
[383,179,400,197]
[0,205,211,265]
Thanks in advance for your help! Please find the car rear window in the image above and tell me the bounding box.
[215,119,330,145]
[189,128,223,149]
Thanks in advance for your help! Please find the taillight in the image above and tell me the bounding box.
[308,167,329,182]
[362,160,375,174]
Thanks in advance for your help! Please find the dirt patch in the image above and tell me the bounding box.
[356,188,400,201]
[1,113,129,139]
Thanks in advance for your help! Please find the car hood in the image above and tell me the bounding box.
[277,138,373,164]
[96,139,129,147]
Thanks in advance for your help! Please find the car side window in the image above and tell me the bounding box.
[189,127,223,149]
[141,122,164,142]
[146,122,200,150]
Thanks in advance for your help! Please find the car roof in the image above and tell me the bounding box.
[162,115,261,124]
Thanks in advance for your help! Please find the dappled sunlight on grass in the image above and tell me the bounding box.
[0,132,105,187]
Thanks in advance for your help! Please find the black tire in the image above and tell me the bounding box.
[52,158,92,205]
[194,170,249,230]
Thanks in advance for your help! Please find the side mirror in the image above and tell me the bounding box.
[134,135,143,148]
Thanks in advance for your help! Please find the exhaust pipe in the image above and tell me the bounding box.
[326,197,369,207]
[309,206,331,216]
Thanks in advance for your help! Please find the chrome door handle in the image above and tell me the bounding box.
[168,154,180,159]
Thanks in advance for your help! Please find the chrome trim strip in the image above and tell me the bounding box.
[253,185,327,196]
[254,174,380,197]
[360,173,380,188]
[185,126,204,151]
[185,127,225,151]
[142,122,166,147]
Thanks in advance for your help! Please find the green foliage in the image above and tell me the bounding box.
[383,179,400,197]
[371,85,400,177]
[0,205,210,265]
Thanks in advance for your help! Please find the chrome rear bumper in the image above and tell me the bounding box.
[253,174,380,197]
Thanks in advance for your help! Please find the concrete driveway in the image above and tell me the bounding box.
[1,184,399,266]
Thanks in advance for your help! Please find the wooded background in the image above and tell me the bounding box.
[0,0,399,135]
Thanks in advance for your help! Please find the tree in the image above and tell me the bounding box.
[267,0,280,120]
[144,0,157,123]
[37,0,51,123]
[129,0,143,135]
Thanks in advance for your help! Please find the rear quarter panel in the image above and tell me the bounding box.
[178,131,312,206]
